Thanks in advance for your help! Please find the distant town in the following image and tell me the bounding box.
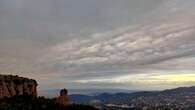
[69,86,195,110]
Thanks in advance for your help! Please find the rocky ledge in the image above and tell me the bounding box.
[0,74,38,98]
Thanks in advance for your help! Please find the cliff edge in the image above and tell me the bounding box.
[0,74,38,98]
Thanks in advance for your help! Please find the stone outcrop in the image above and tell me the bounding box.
[56,88,69,106]
[0,75,38,98]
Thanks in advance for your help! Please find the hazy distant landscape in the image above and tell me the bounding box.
[69,86,195,110]
[39,88,136,97]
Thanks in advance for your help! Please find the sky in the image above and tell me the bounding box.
[0,0,195,91]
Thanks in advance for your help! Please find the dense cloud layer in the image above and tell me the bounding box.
[0,0,195,90]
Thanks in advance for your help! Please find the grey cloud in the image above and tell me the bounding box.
[1,0,195,90]
[0,0,163,37]
[46,19,195,73]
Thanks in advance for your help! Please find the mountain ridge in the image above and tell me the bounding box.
[69,86,195,104]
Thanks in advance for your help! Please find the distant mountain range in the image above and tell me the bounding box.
[69,91,159,104]
[39,88,136,98]
[69,86,195,105]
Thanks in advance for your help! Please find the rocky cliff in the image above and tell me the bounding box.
[0,75,38,98]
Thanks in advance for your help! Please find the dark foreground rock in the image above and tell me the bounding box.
[0,95,98,110]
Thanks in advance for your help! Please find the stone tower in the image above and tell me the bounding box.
[56,88,69,106]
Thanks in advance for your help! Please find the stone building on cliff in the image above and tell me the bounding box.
[0,75,38,98]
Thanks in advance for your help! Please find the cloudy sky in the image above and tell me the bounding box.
[1,0,195,91]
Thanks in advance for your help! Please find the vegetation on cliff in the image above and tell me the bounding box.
[0,95,98,110]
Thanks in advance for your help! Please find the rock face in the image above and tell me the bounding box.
[56,88,69,106]
[0,75,38,98]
